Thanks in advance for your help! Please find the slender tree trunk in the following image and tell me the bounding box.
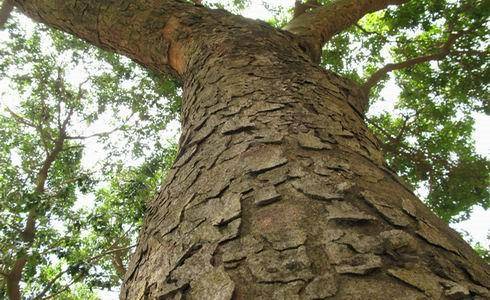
[6,276,21,300]
[3,99,68,299]
[6,258,26,300]
[11,1,490,299]
[120,18,490,300]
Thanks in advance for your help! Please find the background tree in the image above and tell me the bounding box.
[0,19,178,298]
[0,0,488,298]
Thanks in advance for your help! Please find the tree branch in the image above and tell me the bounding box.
[111,249,127,279]
[33,244,136,300]
[284,0,408,63]
[362,30,469,92]
[0,268,8,277]
[13,0,214,79]
[6,107,35,127]
[0,0,14,29]
[6,257,27,300]
[6,106,73,298]
[38,273,85,300]
[32,227,136,299]
[33,267,67,300]
[66,112,134,140]
[293,0,320,19]
[355,23,395,43]
[3,103,75,298]
[6,106,54,153]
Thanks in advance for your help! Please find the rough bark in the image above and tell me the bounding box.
[13,0,214,78]
[12,1,490,299]
[119,12,487,300]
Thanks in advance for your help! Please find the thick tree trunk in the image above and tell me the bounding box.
[11,1,489,299]
[120,16,490,300]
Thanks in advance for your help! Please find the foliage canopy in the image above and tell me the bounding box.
[0,0,488,297]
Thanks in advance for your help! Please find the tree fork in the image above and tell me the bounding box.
[10,0,490,299]
[284,0,409,63]
[121,16,488,300]
[4,101,70,299]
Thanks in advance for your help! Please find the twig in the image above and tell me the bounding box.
[66,112,135,140]
[34,244,136,300]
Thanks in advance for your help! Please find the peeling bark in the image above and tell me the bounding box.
[118,15,487,299]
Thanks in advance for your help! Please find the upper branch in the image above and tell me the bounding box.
[0,0,14,28]
[284,0,408,63]
[361,30,468,91]
[293,0,321,19]
[13,0,211,79]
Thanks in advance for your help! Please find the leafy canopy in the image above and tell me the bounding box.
[0,16,178,298]
[0,0,488,297]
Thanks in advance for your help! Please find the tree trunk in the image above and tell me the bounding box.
[6,258,26,300]
[120,16,490,300]
[11,1,489,299]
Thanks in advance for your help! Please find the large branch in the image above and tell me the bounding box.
[12,0,209,79]
[0,0,14,28]
[362,30,466,91]
[284,0,408,63]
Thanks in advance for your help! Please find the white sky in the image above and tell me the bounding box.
[0,0,488,298]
